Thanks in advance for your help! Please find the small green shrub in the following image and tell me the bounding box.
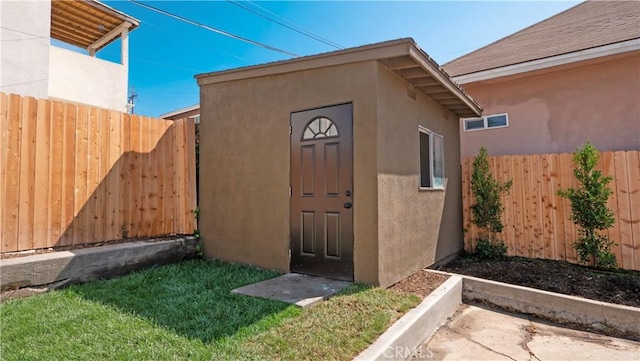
[474,238,507,260]
[470,147,512,257]
[558,142,617,269]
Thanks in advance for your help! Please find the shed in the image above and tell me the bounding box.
[195,38,481,287]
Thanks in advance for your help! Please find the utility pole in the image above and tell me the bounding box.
[127,87,138,114]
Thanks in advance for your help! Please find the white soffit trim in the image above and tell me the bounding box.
[453,39,640,84]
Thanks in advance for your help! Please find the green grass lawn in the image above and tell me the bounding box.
[1,260,419,361]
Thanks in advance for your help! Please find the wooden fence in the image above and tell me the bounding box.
[462,151,640,271]
[0,92,197,253]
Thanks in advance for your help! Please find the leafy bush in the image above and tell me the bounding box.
[474,238,507,260]
[470,147,512,258]
[558,142,617,269]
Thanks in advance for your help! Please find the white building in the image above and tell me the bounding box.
[0,0,139,112]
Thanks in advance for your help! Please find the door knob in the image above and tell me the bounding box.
[344,202,352,209]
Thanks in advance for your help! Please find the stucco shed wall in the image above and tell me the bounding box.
[375,63,463,288]
[198,61,380,285]
[460,51,640,157]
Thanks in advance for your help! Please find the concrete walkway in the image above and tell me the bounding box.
[411,305,640,361]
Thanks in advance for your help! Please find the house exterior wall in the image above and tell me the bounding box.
[198,61,381,285]
[0,0,51,98]
[375,63,463,287]
[459,51,640,157]
[48,46,128,112]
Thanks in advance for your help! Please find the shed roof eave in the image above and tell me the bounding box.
[196,38,481,118]
[195,38,413,84]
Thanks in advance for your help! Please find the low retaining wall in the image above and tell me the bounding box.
[460,274,640,340]
[355,276,463,361]
[1,237,199,295]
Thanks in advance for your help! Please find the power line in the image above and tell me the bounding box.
[301,7,368,44]
[226,0,344,50]
[140,20,250,63]
[128,0,299,57]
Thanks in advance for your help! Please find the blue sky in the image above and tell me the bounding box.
[92,1,581,117]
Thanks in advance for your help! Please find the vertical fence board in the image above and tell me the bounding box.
[48,102,64,247]
[32,99,51,249]
[559,153,577,262]
[512,156,526,255]
[73,106,89,246]
[186,117,197,233]
[549,154,565,261]
[17,97,37,251]
[119,114,131,239]
[174,119,186,233]
[156,120,167,235]
[107,110,121,240]
[601,152,623,268]
[2,95,22,252]
[626,151,640,270]
[128,115,141,238]
[615,151,634,270]
[139,116,151,235]
[540,154,555,260]
[520,155,532,257]
[127,115,141,238]
[164,121,176,235]
[500,155,515,255]
[148,118,160,235]
[530,155,544,258]
[59,103,76,246]
[95,109,109,241]
[87,107,100,243]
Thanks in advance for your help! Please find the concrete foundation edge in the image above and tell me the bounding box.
[354,276,462,361]
[0,237,200,293]
[460,274,640,339]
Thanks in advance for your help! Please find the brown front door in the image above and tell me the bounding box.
[290,103,353,281]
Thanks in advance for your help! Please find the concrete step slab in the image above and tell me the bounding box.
[231,273,351,307]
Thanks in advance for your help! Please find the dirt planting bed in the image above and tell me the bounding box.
[440,256,640,308]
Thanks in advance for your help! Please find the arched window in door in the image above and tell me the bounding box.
[302,117,339,140]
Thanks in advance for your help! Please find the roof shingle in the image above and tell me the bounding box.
[443,1,640,77]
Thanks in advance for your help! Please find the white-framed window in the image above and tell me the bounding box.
[419,126,444,189]
[463,113,508,132]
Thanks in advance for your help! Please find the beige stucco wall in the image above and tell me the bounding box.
[375,63,463,288]
[460,51,640,157]
[48,46,128,112]
[0,0,50,98]
[198,61,381,284]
